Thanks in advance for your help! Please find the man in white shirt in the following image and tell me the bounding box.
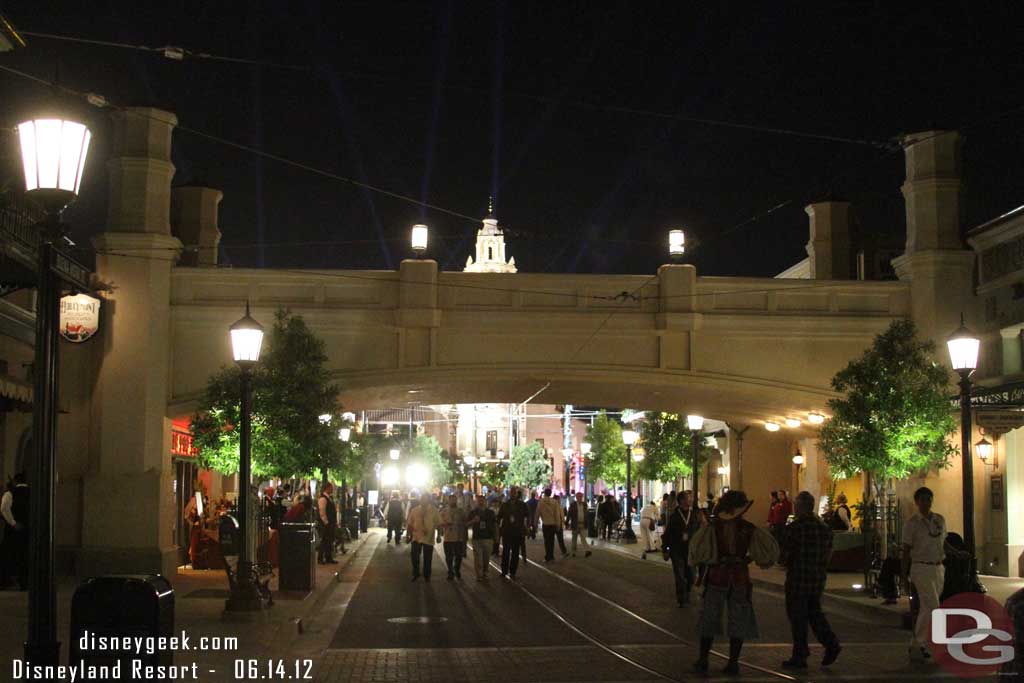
[901,486,949,661]
[407,494,441,582]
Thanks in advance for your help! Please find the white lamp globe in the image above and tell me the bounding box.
[947,316,980,372]
[230,304,264,366]
[686,414,704,431]
[622,430,639,446]
[18,117,92,211]
[411,224,428,255]
[668,229,685,258]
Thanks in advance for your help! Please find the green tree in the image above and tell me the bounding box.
[818,318,957,481]
[637,412,699,484]
[818,319,957,556]
[191,309,343,478]
[476,462,505,490]
[585,411,626,488]
[505,442,553,489]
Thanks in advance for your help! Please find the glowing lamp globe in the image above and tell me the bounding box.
[339,427,352,442]
[496,450,505,460]
[411,224,428,255]
[580,442,592,456]
[947,317,980,372]
[18,117,92,213]
[765,421,780,432]
[389,448,401,461]
[686,414,704,431]
[792,452,805,466]
[668,230,685,259]
[621,430,639,447]
[975,437,994,463]
[229,304,264,366]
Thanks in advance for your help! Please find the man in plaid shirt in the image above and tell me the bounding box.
[780,491,842,668]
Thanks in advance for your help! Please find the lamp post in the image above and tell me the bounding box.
[464,454,477,493]
[946,315,981,556]
[225,303,265,612]
[562,447,574,498]
[621,429,639,543]
[18,116,92,666]
[687,414,704,503]
[581,442,592,501]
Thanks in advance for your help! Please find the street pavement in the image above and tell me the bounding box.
[317,529,1000,682]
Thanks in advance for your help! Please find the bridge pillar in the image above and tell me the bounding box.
[656,264,699,370]
[804,201,851,279]
[171,186,223,266]
[80,108,182,577]
[892,130,975,344]
[398,259,441,368]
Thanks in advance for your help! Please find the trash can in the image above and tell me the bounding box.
[70,575,174,670]
[587,509,598,537]
[278,522,316,592]
[345,509,360,539]
[219,513,240,556]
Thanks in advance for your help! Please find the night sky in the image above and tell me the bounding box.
[3,2,1024,276]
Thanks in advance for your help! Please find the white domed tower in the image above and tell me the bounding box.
[464,198,517,273]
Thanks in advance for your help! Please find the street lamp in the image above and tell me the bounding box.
[687,414,704,504]
[496,449,505,460]
[975,437,994,465]
[581,442,592,457]
[226,302,265,612]
[411,224,428,257]
[621,429,639,543]
[19,115,93,667]
[390,448,401,461]
[668,229,685,260]
[947,314,981,555]
[339,427,352,442]
[562,446,574,496]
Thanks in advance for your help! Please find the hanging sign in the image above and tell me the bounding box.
[59,293,101,343]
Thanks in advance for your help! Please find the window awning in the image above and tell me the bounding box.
[0,374,31,404]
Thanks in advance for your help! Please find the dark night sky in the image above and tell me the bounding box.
[3,2,1024,276]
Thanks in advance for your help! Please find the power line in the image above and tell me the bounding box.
[18,30,309,70]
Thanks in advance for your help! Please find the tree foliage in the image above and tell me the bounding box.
[410,434,453,485]
[636,412,714,483]
[505,442,553,489]
[818,318,957,481]
[585,411,626,486]
[191,309,345,478]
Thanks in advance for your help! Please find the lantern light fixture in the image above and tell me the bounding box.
[411,224,429,256]
[686,414,705,431]
[496,449,505,460]
[230,303,264,366]
[339,427,352,442]
[975,437,994,463]
[792,450,805,466]
[668,229,685,259]
[947,314,980,372]
[621,430,639,446]
[765,421,781,432]
[18,117,92,213]
[389,448,401,461]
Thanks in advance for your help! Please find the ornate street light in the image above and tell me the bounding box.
[226,303,265,612]
[621,429,639,543]
[947,314,980,556]
[411,224,428,257]
[18,115,93,667]
[668,229,685,260]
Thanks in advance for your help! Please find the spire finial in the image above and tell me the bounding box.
[488,195,494,214]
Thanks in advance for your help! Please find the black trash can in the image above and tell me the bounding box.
[345,509,360,540]
[587,509,598,537]
[279,522,316,592]
[70,575,174,671]
[219,513,240,556]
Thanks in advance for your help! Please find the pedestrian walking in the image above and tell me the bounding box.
[640,499,660,558]
[316,482,338,565]
[384,491,405,544]
[440,493,468,580]
[467,495,496,580]
[0,473,28,590]
[662,491,701,606]
[407,493,441,582]
[526,489,539,539]
[901,486,952,662]
[599,494,618,540]
[769,490,792,544]
[689,489,779,674]
[567,492,592,557]
[498,486,529,579]
[780,491,841,668]
[553,495,569,556]
[538,488,561,562]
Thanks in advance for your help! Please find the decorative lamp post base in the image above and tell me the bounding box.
[224,562,267,613]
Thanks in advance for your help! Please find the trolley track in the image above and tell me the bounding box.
[480,547,800,682]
